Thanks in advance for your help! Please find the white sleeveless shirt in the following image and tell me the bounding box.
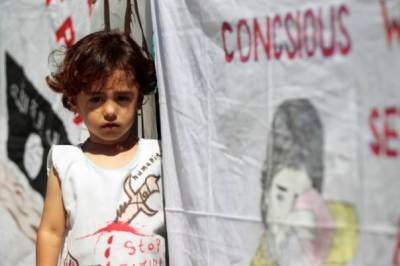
[47,139,166,266]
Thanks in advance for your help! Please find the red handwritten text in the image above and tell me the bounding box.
[55,16,75,48]
[124,238,162,255]
[369,106,399,157]
[221,3,351,62]
[117,258,162,266]
[380,0,400,44]
[45,0,77,48]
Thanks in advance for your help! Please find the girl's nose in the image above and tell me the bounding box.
[103,101,117,121]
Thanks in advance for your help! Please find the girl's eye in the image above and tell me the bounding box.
[88,96,102,104]
[117,95,132,102]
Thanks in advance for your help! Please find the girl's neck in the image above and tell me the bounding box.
[83,133,139,156]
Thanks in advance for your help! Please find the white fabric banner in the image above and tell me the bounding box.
[152,0,400,265]
[0,1,93,264]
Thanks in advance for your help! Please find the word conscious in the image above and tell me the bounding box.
[221,3,351,62]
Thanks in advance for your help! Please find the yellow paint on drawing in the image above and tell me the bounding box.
[250,201,358,266]
[324,202,358,266]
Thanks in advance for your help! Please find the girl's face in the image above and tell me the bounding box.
[73,70,140,145]
[265,168,312,224]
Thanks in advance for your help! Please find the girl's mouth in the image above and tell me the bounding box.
[102,123,119,129]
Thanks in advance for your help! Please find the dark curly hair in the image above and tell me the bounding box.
[46,30,156,111]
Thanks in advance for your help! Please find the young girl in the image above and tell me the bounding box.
[36,31,166,266]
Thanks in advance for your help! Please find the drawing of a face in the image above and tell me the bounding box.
[256,99,358,266]
[266,168,312,227]
[261,98,323,228]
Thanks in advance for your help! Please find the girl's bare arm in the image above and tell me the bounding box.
[36,166,65,266]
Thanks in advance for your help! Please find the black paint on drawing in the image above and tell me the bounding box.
[5,52,70,197]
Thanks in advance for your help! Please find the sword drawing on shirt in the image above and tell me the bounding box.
[115,174,160,224]
[63,251,80,266]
